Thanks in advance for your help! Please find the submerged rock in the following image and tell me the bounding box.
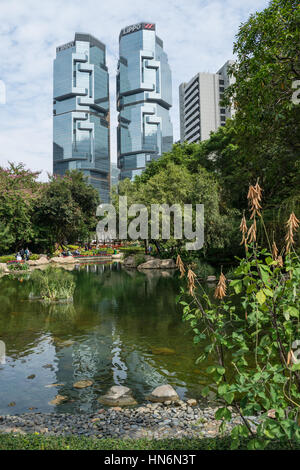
[151,347,176,356]
[49,395,68,406]
[73,380,94,389]
[45,384,64,388]
[148,385,179,403]
[98,385,137,407]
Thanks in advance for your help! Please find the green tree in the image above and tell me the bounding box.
[33,171,100,250]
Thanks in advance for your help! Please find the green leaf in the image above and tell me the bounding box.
[215,407,232,421]
[216,366,226,375]
[230,279,243,294]
[256,290,266,305]
[201,386,210,398]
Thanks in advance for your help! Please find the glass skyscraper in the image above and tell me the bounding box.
[53,33,110,202]
[117,23,173,181]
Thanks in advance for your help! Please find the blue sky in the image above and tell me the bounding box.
[0,0,269,180]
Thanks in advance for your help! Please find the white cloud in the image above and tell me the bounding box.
[0,0,269,179]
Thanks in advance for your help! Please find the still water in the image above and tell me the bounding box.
[0,262,214,414]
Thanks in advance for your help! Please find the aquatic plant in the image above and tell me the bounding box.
[30,267,76,302]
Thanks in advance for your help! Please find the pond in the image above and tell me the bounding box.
[0,262,216,414]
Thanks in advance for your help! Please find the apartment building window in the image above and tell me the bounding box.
[220,108,226,114]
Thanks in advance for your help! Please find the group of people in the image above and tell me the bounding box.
[16,248,31,262]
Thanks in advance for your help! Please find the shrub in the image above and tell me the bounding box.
[134,254,146,266]
[179,182,300,450]
[29,254,40,261]
[67,245,80,251]
[8,262,29,271]
[191,260,216,279]
[0,255,15,263]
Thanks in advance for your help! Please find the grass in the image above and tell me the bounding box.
[0,434,298,450]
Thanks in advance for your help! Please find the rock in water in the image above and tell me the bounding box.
[98,385,137,406]
[138,259,176,270]
[49,395,68,406]
[73,380,94,389]
[148,385,179,403]
[151,347,176,356]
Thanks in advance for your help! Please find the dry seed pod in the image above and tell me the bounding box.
[187,269,197,296]
[214,273,227,300]
[285,212,300,253]
[176,254,186,278]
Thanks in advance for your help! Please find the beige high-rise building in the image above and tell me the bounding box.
[179,60,235,143]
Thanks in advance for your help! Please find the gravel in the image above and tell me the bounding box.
[0,403,260,440]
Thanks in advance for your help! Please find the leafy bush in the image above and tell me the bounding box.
[134,254,146,266]
[29,254,40,261]
[8,262,29,271]
[179,182,300,449]
[191,260,216,279]
[0,255,15,263]
[67,245,80,250]
[30,267,76,301]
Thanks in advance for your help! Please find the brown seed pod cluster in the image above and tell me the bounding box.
[187,269,197,297]
[214,273,227,300]
[240,212,248,249]
[285,212,300,254]
[176,254,185,278]
[247,181,262,220]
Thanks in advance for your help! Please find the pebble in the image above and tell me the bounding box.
[0,404,261,440]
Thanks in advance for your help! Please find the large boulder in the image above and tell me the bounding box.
[138,259,161,269]
[98,385,137,407]
[123,255,137,268]
[50,256,76,264]
[28,257,49,266]
[148,384,179,403]
[138,259,176,270]
[160,259,176,269]
[0,263,9,273]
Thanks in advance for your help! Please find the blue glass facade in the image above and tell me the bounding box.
[117,23,173,180]
[53,33,110,202]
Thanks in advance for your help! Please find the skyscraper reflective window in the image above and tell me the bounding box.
[117,23,173,181]
[53,33,111,202]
